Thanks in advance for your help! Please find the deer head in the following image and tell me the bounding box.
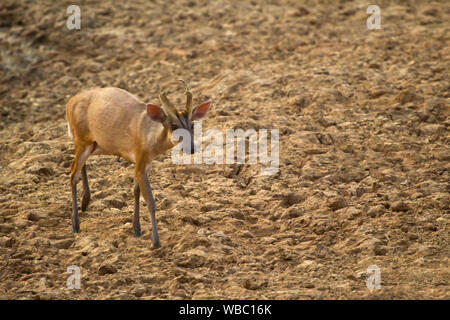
[147,80,212,154]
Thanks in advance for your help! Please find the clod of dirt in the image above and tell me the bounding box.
[175,250,207,268]
[27,164,54,176]
[242,278,267,290]
[159,198,171,210]
[281,192,304,207]
[98,264,118,275]
[0,224,15,234]
[102,197,126,210]
[248,199,266,210]
[391,201,410,212]
[0,236,13,247]
[280,206,303,219]
[27,211,48,221]
[51,239,74,250]
[200,202,222,212]
[395,90,418,104]
[328,197,348,211]
[367,205,385,218]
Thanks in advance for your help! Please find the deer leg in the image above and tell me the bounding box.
[144,175,161,249]
[70,153,81,233]
[144,175,160,248]
[135,164,160,248]
[133,182,141,237]
[81,165,91,211]
[70,144,93,233]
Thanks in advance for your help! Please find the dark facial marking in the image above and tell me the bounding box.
[177,116,192,132]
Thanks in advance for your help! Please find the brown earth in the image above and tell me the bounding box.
[0,0,449,299]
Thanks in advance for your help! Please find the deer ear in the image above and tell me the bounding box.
[192,100,212,120]
[147,103,165,122]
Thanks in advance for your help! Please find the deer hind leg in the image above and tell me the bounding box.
[81,142,99,211]
[81,165,90,211]
[70,143,94,233]
[133,182,141,237]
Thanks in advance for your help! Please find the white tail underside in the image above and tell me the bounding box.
[67,123,72,138]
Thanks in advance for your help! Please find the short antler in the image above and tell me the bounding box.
[179,79,193,116]
[157,83,177,118]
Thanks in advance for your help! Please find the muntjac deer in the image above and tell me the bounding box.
[66,80,212,248]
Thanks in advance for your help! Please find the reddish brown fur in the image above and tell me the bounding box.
[66,86,211,248]
[66,87,175,247]
[66,87,174,167]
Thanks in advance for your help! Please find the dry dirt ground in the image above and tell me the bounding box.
[0,0,449,299]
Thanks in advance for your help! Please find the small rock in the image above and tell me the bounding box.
[175,250,206,268]
[328,197,348,211]
[347,207,362,220]
[355,186,366,197]
[396,90,417,104]
[0,236,13,247]
[358,238,387,256]
[417,245,439,257]
[27,164,54,176]
[103,197,126,209]
[210,231,230,241]
[240,231,254,239]
[228,209,245,220]
[132,286,146,298]
[280,206,303,219]
[200,202,221,212]
[373,245,388,256]
[27,211,48,221]
[159,198,171,209]
[391,201,409,212]
[52,239,74,249]
[243,278,267,290]
[281,192,304,207]
[297,260,317,272]
[420,124,445,136]
[414,257,425,266]
[31,237,51,247]
[0,224,14,234]
[98,264,118,275]
[261,237,277,244]
[356,271,367,280]
[288,96,310,109]
[368,205,384,218]
[248,199,265,210]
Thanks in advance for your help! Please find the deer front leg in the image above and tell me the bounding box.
[135,164,160,248]
[133,182,141,237]
[144,175,160,248]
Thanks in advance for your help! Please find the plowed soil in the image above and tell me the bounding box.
[0,0,449,299]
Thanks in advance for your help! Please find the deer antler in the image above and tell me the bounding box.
[157,83,177,118]
[179,79,193,116]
